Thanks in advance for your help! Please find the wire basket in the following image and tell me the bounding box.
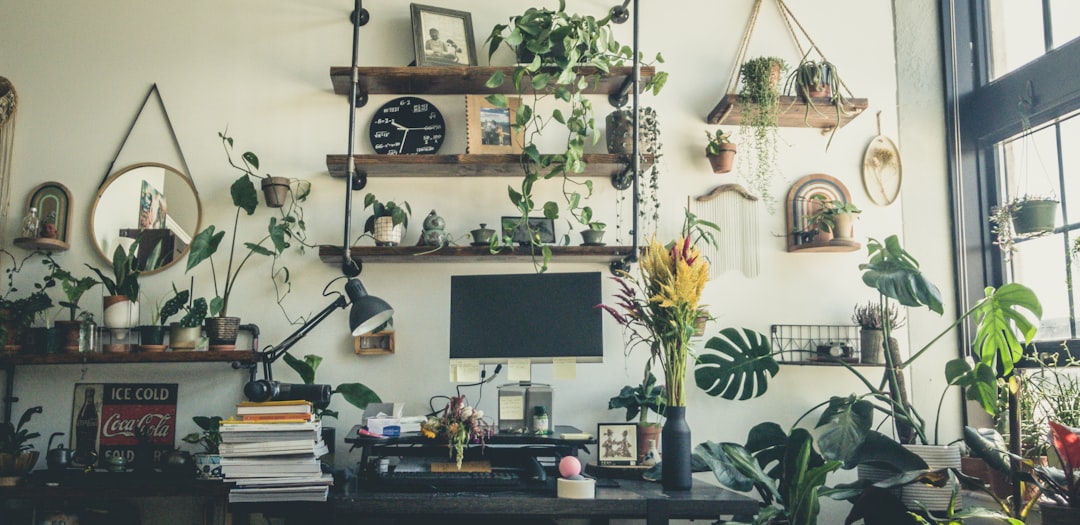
[770,324,860,363]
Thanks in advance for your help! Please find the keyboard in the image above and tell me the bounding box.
[360,470,528,492]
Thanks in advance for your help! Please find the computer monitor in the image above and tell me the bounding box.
[449,272,604,364]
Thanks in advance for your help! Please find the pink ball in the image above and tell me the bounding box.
[558,456,582,478]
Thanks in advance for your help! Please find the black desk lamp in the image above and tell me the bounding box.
[243,277,393,403]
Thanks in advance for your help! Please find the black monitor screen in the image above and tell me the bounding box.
[449,272,604,363]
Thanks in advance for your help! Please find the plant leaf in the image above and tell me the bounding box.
[230,175,259,215]
[694,327,778,400]
[335,383,381,411]
[186,226,225,273]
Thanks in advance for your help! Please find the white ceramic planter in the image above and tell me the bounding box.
[102,296,139,341]
[901,444,962,511]
[374,216,404,245]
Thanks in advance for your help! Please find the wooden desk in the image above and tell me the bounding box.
[231,478,759,525]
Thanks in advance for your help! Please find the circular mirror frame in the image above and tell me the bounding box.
[88,162,202,276]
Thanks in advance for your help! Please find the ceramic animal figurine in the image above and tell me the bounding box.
[419,209,448,247]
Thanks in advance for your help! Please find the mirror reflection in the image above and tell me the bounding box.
[90,162,201,274]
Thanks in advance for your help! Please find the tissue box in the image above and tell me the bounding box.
[367,417,424,436]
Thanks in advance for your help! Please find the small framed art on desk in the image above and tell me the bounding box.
[597,422,638,466]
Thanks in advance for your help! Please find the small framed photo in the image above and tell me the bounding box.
[598,423,638,466]
[410,4,477,67]
[466,95,523,154]
[501,216,555,246]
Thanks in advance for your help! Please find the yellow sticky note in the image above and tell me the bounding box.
[553,357,577,380]
[449,364,458,382]
[455,360,481,383]
[507,359,531,382]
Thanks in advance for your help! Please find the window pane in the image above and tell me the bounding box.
[988,0,1046,79]
[1049,0,1080,49]
[1001,123,1060,201]
[1060,113,1080,222]
[1010,233,1073,340]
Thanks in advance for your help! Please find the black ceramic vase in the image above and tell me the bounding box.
[661,406,692,491]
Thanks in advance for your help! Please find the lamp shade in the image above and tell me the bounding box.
[345,278,394,336]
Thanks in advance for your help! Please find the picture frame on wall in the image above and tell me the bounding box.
[501,216,555,246]
[410,4,477,67]
[598,422,638,466]
[466,95,522,154]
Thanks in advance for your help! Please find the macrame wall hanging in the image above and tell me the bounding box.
[0,77,16,251]
[691,185,760,278]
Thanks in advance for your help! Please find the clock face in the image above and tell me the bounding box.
[369,96,445,155]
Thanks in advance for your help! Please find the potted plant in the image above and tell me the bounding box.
[608,106,664,237]
[220,131,311,209]
[608,369,666,464]
[990,195,1060,261]
[283,353,381,455]
[1,250,55,354]
[484,2,666,267]
[805,195,861,241]
[86,237,157,343]
[140,286,190,352]
[851,300,904,365]
[181,415,223,479]
[579,221,605,246]
[169,292,207,351]
[0,405,42,486]
[186,130,312,348]
[784,55,850,148]
[692,235,1041,521]
[43,256,98,353]
[736,56,787,206]
[361,194,411,246]
[704,128,736,174]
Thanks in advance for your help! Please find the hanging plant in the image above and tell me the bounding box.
[736,56,787,208]
[484,1,666,269]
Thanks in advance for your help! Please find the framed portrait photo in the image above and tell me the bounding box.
[466,95,523,154]
[410,4,477,67]
[598,423,638,466]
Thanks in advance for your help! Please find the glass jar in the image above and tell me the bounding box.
[20,206,39,238]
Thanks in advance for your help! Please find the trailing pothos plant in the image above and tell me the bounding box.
[186,131,312,320]
[483,1,666,270]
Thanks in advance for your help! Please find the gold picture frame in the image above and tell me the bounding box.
[466,95,522,154]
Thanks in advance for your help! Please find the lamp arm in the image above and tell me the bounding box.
[259,295,349,381]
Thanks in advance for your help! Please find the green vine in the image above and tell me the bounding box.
[736,56,787,208]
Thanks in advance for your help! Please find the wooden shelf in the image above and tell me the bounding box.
[787,238,861,253]
[326,153,650,179]
[12,237,68,252]
[319,244,635,265]
[707,94,869,128]
[330,66,655,98]
[0,350,257,366]
[780,359,881,367]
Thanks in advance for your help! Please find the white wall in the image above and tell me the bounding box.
[0,0,951,521]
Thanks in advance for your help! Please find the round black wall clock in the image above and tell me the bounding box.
[369,96,445,154]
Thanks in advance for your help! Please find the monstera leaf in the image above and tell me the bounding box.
[814,395,873,467]
[970,283,1041,378]
[859,235,944,314]
[694,327,779,400]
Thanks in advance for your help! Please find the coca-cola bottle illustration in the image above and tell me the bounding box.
[75,387,99,465]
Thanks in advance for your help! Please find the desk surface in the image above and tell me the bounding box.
[329,478,759,524]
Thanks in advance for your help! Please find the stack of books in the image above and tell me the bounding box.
[220,400,333,503]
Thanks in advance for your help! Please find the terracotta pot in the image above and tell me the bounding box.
[261,176,290,208]
[56,320,82,354]
[707,143,737,174]
[804,85,831,100]
[960,456,1010,500]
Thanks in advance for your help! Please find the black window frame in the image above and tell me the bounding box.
[942,0,1080,356]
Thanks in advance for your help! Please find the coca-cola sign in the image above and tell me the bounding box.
[71,383,178,469]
